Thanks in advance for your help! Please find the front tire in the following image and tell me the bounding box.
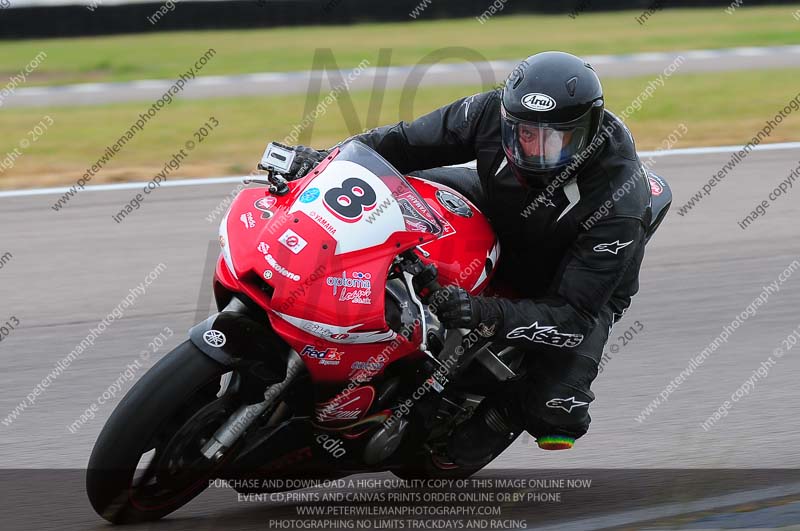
[86,340,234,524]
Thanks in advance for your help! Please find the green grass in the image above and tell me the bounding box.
[1,5,799,86]
[1,67,798,189]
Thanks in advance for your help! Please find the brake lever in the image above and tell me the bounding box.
[243,178,272,186]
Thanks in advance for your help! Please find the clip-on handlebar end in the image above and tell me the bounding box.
[401,251,441,301]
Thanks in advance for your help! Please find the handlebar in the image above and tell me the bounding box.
[397,249,493,380]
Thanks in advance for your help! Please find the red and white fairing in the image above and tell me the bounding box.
[215,142,498,425]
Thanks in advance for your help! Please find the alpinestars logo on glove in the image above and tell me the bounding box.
[506,322,584,348]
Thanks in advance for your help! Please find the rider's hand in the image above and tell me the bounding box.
[430,286,481,329]
[287,146,328,180]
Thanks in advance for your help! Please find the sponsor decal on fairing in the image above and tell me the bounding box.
[254,196,277,219]
[326,271,372,305]
[649,175,665,197]
[308,210,337,235]
[240,211,256,229]
[278,228,308,254]
[350,360,385,372]
[273,311,397,344]
[315,386,375,424]
[300,345,343,366]
[257,242,301,281]
[315,433,347,458]
[299,187,320,203]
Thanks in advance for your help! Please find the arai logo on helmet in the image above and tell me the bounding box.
[521,93,557,112]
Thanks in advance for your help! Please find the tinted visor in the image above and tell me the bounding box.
[501,105,593,171]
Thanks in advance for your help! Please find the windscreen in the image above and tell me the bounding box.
[288,141,444,255]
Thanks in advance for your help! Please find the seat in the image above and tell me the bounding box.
[646,172,671,243]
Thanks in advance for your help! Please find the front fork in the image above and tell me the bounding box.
[200,350,305,461]
[188,295,303,461]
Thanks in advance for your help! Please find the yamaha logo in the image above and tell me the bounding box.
[521,93,557,111]
[203,329,226,348]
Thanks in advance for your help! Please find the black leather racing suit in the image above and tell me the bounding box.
[350,89,652,440]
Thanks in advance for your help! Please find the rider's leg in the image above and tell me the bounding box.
[446,306,613,465]
[522,307,613,450]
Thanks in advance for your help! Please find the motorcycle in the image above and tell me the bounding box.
[86,140,672,523]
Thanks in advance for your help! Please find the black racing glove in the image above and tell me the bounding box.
[287,145,328,180]
[430,286,501,333]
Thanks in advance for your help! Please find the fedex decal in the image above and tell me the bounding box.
[300,345,343,366]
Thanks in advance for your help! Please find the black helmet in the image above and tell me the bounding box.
[501,51,604,188]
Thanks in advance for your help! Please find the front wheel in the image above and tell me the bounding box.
[86,340,236,524]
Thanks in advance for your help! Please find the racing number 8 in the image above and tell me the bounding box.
[324,178,377,221]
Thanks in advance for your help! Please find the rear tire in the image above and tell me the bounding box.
[392,455,482,480]
[392,433,520,480]
[86,340,233,524]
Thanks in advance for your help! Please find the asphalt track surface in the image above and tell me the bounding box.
[1,147,800,529]
[6,45,800,108]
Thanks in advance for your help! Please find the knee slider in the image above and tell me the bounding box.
[537,434,575,450]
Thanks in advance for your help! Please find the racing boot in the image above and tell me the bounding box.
[446,397,522,467]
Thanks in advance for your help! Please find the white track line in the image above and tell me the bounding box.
[12,45,800,99]
[639,141,800,158]
[1,142,799,199]
[527,480,800,531]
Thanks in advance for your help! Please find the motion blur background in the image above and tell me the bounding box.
[2,1,800,529]
[1,0,800,187]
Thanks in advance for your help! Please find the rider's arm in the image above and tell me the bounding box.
[346,91,498,174]
[480,216,646,349]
